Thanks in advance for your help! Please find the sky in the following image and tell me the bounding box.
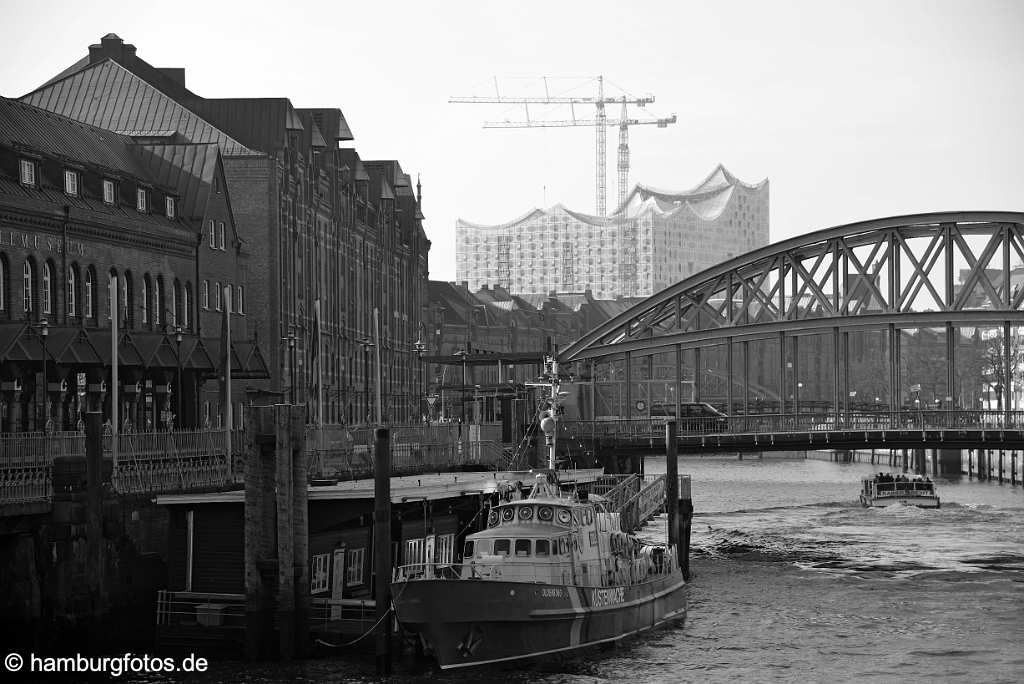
[1,0,1022,282]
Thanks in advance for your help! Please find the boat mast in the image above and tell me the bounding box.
[538,354,560,471]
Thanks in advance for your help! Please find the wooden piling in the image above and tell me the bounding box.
[84,411,105,618]
[665,421,679,564]
[998,450,1004,483]
[374,427,392,676]
[276,405,296,659]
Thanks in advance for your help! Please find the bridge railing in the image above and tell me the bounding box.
[618,475,667,532]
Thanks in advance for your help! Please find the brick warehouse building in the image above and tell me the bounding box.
[0,97,267,432]
[21,34,430,425]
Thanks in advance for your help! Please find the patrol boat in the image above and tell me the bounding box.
[390,361,687,670]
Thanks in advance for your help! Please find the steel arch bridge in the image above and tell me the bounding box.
[558,211,1024,432]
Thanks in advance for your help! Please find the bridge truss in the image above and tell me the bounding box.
[559,212,1024,422]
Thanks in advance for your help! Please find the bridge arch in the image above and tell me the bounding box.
[559,211,1024,420]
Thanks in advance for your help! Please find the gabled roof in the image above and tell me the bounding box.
[20,60,258,157]
[184,98,303,153]
[298,108,354,143]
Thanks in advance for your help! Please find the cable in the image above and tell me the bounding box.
[314,605,393,648]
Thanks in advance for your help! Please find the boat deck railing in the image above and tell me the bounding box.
[393,553,679,589]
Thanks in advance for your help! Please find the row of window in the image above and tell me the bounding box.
[199,280,244,314]
[207,220,227,251]
[19,159,176,218]
[0,254,195,331]
[310,547,366,595]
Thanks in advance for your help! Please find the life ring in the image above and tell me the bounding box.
[502,507,515,522]
[557,509,572,525]
[487,509,498,527]
[518,506,534,521]
[538,506,554,521]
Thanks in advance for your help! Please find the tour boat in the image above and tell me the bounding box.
[859,475,940,508]
[390,358,686,670]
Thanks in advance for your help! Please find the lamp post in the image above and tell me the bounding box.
[413,334,427,422]
[283,327,297,404]
[454,349,468,423]
[40,319,49,433]
[175,325,183,429]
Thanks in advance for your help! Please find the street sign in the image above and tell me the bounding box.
[910,384,921,392]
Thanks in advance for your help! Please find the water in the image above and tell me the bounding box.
[146,456,1024,683]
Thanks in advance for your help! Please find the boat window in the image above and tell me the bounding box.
[473,539,491,557]
[515,539,531,557]
[493,539,511,556]
[535,540,550,557]
[463,541,474,559]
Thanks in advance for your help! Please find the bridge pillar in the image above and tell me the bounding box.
[998,450,1004,484]
[936,449,961,477]
[1012,451,1017,486]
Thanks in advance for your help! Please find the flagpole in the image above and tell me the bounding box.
[110,276,118,470]
[224,285,232,480]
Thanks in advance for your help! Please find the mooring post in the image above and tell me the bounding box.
[374,427,392,676]
[291,406,309,658]
[84,411,105,620]
[276,404,295,659]
[665,421,679,559]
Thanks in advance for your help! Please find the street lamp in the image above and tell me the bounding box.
[454,349,469,423]
[40,319,49,432]
[175,325,183,429]
[282,327,297,404]
[413,334,427,422]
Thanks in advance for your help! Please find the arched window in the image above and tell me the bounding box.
[201,280,209,310]
[214,281,221,311]
[84,267,94,319]
[67,264,78,317]
[183,283,192,329]
[107,268,118,322]
[23,259,35,313]
[0,253,8,314]
[153,276,163,327]
[142,275,150,325]
[172,280,181,328]
[123,271,133,328]
[42,261,54,315]
[237,285,244,315]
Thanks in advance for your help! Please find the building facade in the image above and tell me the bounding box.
[0,97,263,433]
[22,34,430,425]
[456,165,769,299]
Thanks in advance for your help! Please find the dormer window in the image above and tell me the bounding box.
[64,170,79,196]
[166,197,176,219]
[103,179,116,204]
[136,188,148,213]
[19,159,35,187]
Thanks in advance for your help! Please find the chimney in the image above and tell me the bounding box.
[89,34,137,65]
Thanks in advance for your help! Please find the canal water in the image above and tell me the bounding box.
[146,456,1024,683]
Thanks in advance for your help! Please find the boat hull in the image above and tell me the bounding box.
[391,572,686,670]
[860,494,940,508]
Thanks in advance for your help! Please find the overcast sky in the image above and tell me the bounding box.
[2,0,1021,282]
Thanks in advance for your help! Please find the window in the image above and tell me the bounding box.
[201,280,209,309]
[136,188,147,212]
[515,539,531,557]
[202,401,210,427]
[23,260,34,313]
[345,547,365,586]
[236,285,244,315]
[213,175,220,194]
[20,159,36,186]
[493,539,511,556]
[165,197,175,219]
[84,268,94,318]
[208,220,216,248]
[153,278,162,327]
[214,281,221,311]
[64,170,79,196]
[107,269,117,321]
[463,540,474,560]
[67,266,77,317]
[103,179,115,204]
[310,553,329,594]
[183,283,191,328]
[535,539,550,557]
[122,272,131,327]
[217,222,225,250]
[141,276,149,324]
[0,256,6,313]
[41,262,52,314]
[172,281,180,328]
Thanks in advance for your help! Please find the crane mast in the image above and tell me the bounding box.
[450,76,675,216]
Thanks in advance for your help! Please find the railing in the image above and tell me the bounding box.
[618,475,667,532]
[591,474,641,510]
[113,430,244,495]
[155,590,246,629]
[393,552,679,589]
[0,432,60,505]
[561,410,1024,441]
[308,597,378,635]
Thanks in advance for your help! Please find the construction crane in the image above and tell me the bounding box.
[450,76,676,216]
